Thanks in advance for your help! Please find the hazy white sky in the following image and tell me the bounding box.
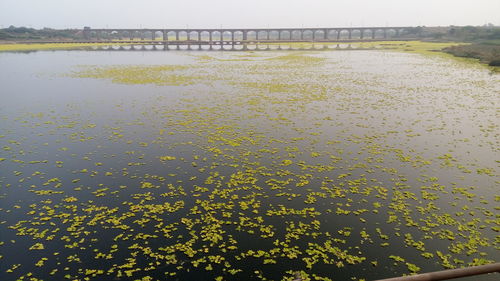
[0,0,498,29]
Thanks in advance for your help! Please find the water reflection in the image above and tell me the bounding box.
[79,43,375,51]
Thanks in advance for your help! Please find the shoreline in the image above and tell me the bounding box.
[0,40,498,72]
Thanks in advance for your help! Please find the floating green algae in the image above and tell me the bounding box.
[1,50,498,281]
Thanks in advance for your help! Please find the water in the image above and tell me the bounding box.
[0,49,498,281]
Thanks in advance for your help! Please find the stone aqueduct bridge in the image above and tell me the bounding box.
[82,26,417,43]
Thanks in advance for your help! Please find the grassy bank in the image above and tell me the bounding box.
[442,42,500,66]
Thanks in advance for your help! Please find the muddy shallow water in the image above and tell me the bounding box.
[0,49,498,281]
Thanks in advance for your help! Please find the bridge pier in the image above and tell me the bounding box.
[83,27,90,40]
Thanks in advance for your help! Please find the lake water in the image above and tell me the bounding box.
[0,49,498,281]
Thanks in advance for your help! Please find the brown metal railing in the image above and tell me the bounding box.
[375,262,500,281]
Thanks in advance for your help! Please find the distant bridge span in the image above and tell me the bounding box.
[82,26,421,42]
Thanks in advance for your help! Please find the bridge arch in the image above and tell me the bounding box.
[199,31,210,41]
[188,31,199,41]
[313,30,325,40]
[210,31,222,41]
[268,30,279,40]
[350,29,361,39]
[257,30,269,40]
[233,31,244,41]
[221,31,233,41]
[302,30,313,40]
[245,31,257,41]
[373,29,385,39]
[177,31,188,41]
[290,30,302,40]
[165,31,176,41]
[362,29,374,39]
[153,31,162,40]
[326,29,338,40]
[339,29,350,39]
[279,30,291,40]
[386,29,397,38]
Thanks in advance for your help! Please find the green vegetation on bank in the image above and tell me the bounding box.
[443,43,500,66]
[0,25,81,40]
[423,25,500,42]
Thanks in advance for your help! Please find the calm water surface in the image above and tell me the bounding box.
[0,49,498,281]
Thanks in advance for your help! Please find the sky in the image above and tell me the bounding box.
[0,0,499,29]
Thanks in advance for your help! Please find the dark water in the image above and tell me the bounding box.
[0,50,498,281]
